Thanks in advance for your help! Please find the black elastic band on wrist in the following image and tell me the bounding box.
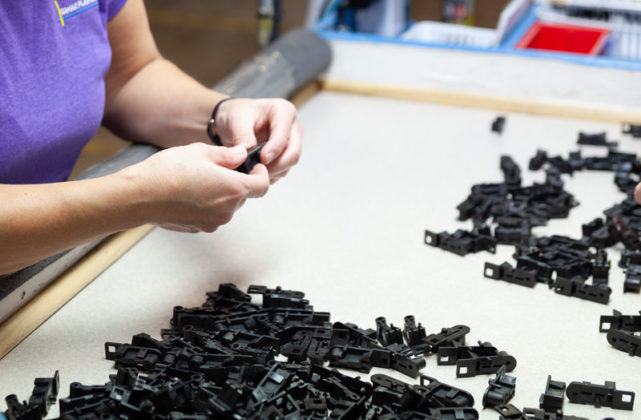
[207,97,235,146]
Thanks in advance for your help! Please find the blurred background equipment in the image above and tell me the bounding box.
[443,0,475,24]
[257,0,283,47]
[537,0,641,60]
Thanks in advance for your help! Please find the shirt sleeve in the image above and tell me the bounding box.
[107,0,128,20]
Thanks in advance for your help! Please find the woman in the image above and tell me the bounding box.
[0,0,302,274]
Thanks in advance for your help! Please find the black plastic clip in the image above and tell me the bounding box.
[566,380,635,410]
[607,329,641,357]
[495,403,522,419]
[27,371,59,416]
[437,341,517,378]
[577,131,617,149]
[424,229,497,256]
[491,116,506,134]
[553,276,611,304]
[520,407,589,420]
[422,325,470,354]
[624,264,641,293]
[482,366,516,408]
[235,143,265,174]
[402,315,426,347]
[484,262,537,288]
[529,150,547,171]
[622,123,641,138]
[539,375,565,412]
[375,317,403,347]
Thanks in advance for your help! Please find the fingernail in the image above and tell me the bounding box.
[233,145,246,157]
[265,151,276,164]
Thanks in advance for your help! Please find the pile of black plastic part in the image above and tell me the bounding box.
[4,283,514,420]
[425,129,641,304]
[7,283,632,419]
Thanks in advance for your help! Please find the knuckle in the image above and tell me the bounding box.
[276,98,296,113]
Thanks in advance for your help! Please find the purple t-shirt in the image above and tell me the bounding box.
[0,0,127,184]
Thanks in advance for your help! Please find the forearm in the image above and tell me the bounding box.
[103,57,226,148]
[0,172,144,274]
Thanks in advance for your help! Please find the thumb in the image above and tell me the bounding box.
[210,145,247,169]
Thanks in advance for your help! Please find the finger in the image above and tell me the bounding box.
[156,222,200,233]
[635,182,641,204]
[266,121,302,174]
[226,109,259,148]
[243,164,270,198]
[263,102,297,165]
[206,145,248,169]
[270,169,289,185]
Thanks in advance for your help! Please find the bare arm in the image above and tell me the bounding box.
[0,144,268,275]
[0,0,301,275]
[102,0,302,180]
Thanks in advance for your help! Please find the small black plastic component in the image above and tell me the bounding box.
[375,317,403,347]
[520,407,589,420]
[427,407,479,419]
[235,143,265,174]
[484,262,537,288]
[492,116,506,134]
[422,325,470,354]
[402,315,426,347]
[482,366,516,408]
[4,395,39,420]
[624,268,641,293]
[553,276,611,304]
[26,371,59,416]
[599,309,641,332]
[566,380,635,410]
[501,155,521,186]
[437,341,517,378]
[622,123,641,138]
[577,131,617,148]
[528,149,547,171]
[606,329,641,357]
[418,375,474,408]
[539,375,565,412]
[495,403,521,419]
[424,228,496,256]
[619,249,641,268]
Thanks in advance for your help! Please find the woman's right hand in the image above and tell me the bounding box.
[120,142,270,233]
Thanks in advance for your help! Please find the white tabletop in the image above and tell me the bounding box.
[1,91,640,419]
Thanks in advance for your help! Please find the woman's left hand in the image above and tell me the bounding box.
[213,98,303,184]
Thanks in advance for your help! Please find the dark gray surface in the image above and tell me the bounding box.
[214,28,332,97]
[0,28,331,311]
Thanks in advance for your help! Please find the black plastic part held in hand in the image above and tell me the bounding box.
[566,380,635,410]
[235,143,265,174]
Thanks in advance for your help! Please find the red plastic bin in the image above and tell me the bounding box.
[516,21,610,55]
